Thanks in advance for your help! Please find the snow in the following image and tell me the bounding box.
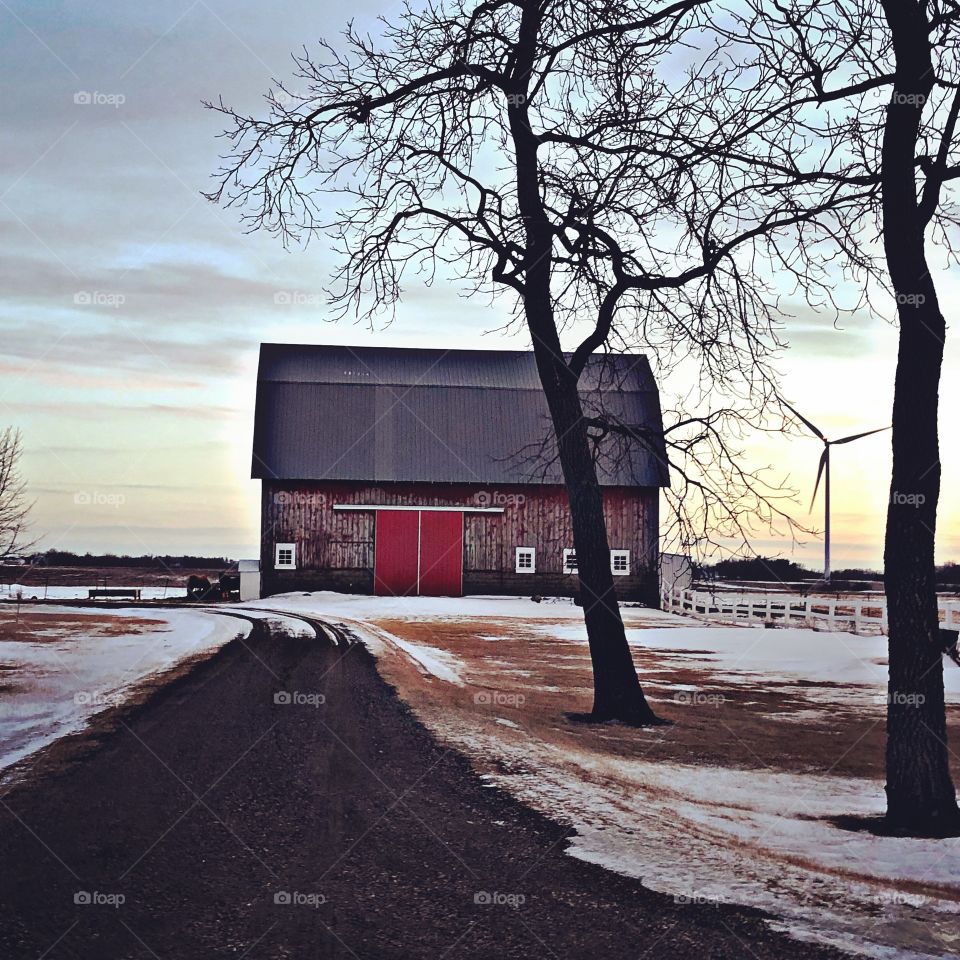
[0,606,249,780]
[352,624,466,684]
[383,633,465,684]
[229,607,315,638]
[240,590,680,624]
[545,622,960,702]
[1,584,182,601]
[239,592,600,685]
[249,591,960,959]
[478,744,960,960]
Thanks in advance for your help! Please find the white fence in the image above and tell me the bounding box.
[662,586,960,636]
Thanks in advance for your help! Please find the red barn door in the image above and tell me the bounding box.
[373,511,419,596]
[418,511,463,597]
[373,509,464,597]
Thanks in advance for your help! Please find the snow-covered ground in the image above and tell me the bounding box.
[247,591,960,960]
[475,743,960,960]
[1,584,180,600]
[624,625,960,702]
[229,606,316,638]
[241,594,615,685]
[0,606,249,781]
[243,591,637,622]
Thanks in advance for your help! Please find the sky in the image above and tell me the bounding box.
[2,0,958,570]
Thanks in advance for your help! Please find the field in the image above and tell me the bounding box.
[0,606,248,781]
[246,592,960,959]
[0,565,227,600]
[3,594,959,957]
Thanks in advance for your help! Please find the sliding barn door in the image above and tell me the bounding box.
[417,511,463,597]
[373,510,464,597]
[373,511,419,596]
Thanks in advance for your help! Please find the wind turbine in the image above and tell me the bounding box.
[784,402,889,582]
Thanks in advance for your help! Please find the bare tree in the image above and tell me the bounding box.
[719,0,960,833]
[877,0,960,835]
[207,0,867,723]
[0,428,32,560]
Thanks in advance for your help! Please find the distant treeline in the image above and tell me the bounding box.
[16,550,234,569]
[701,556,960,587]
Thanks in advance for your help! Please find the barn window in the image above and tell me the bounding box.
[515,547,536,573]
[611,550,630,575]
[563,549,578,574]
[275,542,297,569]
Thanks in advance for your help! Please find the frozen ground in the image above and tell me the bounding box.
[1,584,179,600]
[0,606,249,781]
[247,592,960,960]
[621,624,960,703]
[243,591,653,622]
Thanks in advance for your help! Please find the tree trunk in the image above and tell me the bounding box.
[531,327,663,724]
[506,0,661,725]
[879,0,959,834]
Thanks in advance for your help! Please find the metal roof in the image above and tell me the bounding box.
[252,343,668,487]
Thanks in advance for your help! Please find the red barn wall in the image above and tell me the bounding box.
[260,480,659,604]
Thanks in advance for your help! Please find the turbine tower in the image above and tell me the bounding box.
[784,402,888,582]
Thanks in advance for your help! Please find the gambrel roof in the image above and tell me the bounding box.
[252,343,668,487]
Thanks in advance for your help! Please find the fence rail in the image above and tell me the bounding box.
[662,586,960,636]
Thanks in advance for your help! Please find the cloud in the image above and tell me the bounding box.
[1,0,955,563]
[775,301,897,359]
[0,399,241,421]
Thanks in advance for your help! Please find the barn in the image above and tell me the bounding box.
[252,343,668,603]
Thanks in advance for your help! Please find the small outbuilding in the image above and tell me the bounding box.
[238,559,261,601]
[252,343,668,602]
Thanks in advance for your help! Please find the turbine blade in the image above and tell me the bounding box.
[832,426,890,445]
[782,400,826,440]
[810,449,828,512]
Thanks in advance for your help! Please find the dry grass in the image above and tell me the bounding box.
[0,610,167,644]
[361,614,960,783]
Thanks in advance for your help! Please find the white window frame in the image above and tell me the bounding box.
[563,549,578,574]
[610,549,631,576]
[515,547,536,573]
[275,542,297,570]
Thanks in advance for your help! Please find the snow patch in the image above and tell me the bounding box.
[541,622,960,702]
[381,631,466,685]
[0,606,248,778]
[240,590,678,624]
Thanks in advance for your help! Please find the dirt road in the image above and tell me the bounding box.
[0,619,846,959]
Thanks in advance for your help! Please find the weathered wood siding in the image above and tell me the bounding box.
[260,480,659,602]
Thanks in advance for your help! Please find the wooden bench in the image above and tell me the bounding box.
[87,588,142,600]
